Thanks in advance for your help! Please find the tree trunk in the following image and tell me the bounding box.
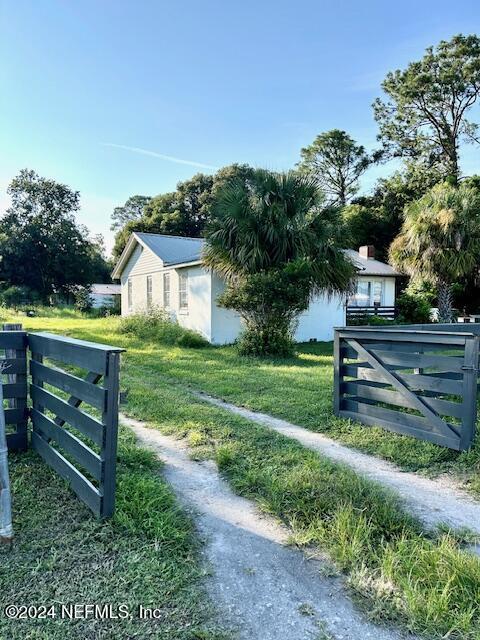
[437,281,454,323]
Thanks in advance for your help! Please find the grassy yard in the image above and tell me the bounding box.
[13,311,480,495]
[0,325,227,639]
[3,311,480,639]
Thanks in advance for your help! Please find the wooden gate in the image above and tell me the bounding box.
[334,327,479,451]
[28,332,124,518]
[1,329,28,452]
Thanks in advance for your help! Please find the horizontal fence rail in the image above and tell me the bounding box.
[334,326,479,451]
[28,332,124,518]
[346,306,396,322]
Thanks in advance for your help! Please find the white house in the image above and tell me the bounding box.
[112,233,399,344]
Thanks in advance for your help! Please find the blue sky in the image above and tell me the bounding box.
[1,0,480,254]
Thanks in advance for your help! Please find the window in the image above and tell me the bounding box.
[163,272,170,308]
[146,275,152,309]
[372,281,383,305]
[127,279,133,311]
[179,272,188,310]
[348,279,384,306]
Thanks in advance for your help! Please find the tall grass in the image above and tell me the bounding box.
[118,307,209,348]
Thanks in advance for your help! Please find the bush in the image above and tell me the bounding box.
[74,286,92,313]
[118,307,209,348]
[0,285,39,309]
[348,313,392,326]
[396,291,432,324]
[236,326,295,357]
[219,264,313,357]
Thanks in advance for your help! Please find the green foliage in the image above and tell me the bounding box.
[118,307,208,348]
[0,285,39,309]
[297,129,380,205]
[395,291,432,324]
[205,169,356,356]
[374,34,480,179]
[112,165,256,258]
[348,313,392,326]
[111,195,152,231]
[74,286,93,313]
[0,170,110,301]
[344,163,445,261]
[390,182,480,321]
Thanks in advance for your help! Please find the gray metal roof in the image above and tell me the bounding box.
[344,249,400,277]
[112,231,399,278]
[136,232,205,266]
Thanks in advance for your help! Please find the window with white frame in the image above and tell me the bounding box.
[146,275,152,309]
[179,272,188,310]
[127,278,133,311]
[349,279,384,306]
[163,272,170,308]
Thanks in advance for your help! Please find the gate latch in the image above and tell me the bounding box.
[461,365,479,372]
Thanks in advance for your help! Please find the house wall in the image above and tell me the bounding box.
[90,293,119,309]
[119,245,214,341]
[295,294,346,342]
[210,272,242,344]
[174,265,213,341]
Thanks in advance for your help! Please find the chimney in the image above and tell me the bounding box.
[359,245,375,260]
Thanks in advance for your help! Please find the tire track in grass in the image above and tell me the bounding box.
[122,414,410,640]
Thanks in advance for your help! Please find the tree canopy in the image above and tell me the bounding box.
[112,164,255,258]
[297,129,379,205]
[390,182,480,322]
[374,34,480,181]
[204,169,356,355]
[0,170,110,301]
[111,195,152,231]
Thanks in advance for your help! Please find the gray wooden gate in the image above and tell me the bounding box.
[28,332,124,518]
[1,328,124,518]
[334,327,479,451]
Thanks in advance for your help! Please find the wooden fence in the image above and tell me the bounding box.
[1,328,124,518]
[346,305,396,322]
[1,328,28,452]
[334,326,479,451]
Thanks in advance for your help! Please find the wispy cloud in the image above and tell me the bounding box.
[102,143,219,171]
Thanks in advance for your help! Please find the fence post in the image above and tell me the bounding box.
[460,335,480,450]
[333,330,341,415]
[3,323,27,451]
[101,352,120,518]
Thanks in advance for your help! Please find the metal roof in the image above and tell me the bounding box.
[344,249,401,277]
[112,232,400,279]
[136,232,204,265]
[91,284,121,295]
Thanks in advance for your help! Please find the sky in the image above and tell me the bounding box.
[1,0,480,255]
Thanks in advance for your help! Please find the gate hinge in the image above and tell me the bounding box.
[461,365,479,372]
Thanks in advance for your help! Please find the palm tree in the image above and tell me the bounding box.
[204,169,356,355]
[390,182,480,323]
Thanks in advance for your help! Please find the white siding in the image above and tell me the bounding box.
[174,266,213,341]
[120,244,164,315]
[295,294,346,342]
[210,272,242,345]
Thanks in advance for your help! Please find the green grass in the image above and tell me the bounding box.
[5,311,480,638]
[1,427,226,639]
[12,310,479,495]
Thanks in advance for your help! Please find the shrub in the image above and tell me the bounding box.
[118,307,208,348]
[348,313,392,326]
[219,264,313,357]
[74,286,93,313]
[0,285,39,309]
[396,291,432,324]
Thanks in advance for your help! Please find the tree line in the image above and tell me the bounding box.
[112,35,480,350]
